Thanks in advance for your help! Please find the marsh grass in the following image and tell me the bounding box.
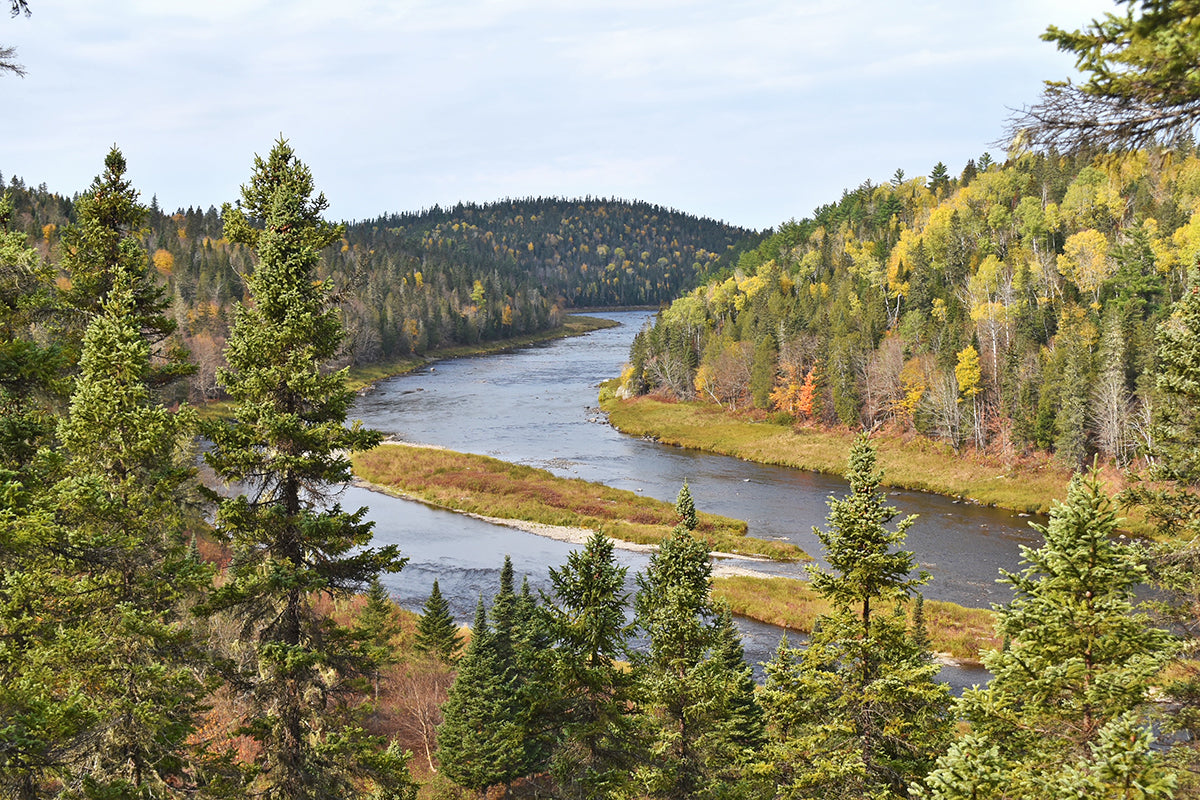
[601,393,1072,514]
[353,443,807,561]
[712,575,1000,663]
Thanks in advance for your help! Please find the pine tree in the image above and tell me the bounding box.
[201,139,412,800]
[760,433,950,799]
[413,579,463,666]
[544,531,636,799]
[923,472,1175,799]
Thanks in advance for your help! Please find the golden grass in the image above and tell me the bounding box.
[352,443,808,561]
[712,575,1001,663]
[601,392,1072,515]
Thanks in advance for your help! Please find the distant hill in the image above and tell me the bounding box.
[0,175,754,400]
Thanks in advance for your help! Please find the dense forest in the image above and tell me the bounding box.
[623,146,1200,468]
[0,176,749,402]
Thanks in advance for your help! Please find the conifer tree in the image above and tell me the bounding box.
[201,139,412,800]
[57,147,190,388]
[0,189,62,501]
[413,579,462,666]
[46,272,213,797]
[675,479,697,531]
[760,434,950,799]
[633,521,756,799]
[544,531,636,799]
[437,597,526,793]
[923,472,1175,799]
[356,578,405,701]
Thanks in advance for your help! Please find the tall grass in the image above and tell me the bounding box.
[601,394,1072,514]
[353,443,807,561]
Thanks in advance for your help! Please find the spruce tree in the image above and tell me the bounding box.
[544,530,636,799]
[923,472,1175,799]
[413,579,463,666]
[675,479,698,531]
[355,578,405,701]
[201,139,412,800]
[437,597,526,793]
[759,433,950,799]
[633,522,756,799]
[56,147,191,388]
[47,272,213,797]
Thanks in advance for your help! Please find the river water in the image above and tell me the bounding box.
[352,310,1042,687]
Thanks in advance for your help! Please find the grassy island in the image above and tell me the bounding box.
[600,388,1073,515]
[712,575,1000,663]
[352,442,807,562]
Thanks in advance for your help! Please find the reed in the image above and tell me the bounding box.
[712,575,1000,663]
[353,443,808,561]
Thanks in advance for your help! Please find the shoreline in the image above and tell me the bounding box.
[353,475,784,578]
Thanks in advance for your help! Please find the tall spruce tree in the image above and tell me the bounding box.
[759,433,950,799]
[57,147,190,388]
[1122,276,1200,785]
[201,139,412,800]
[437,597,527,794]
[46,272,212,796]
[923,472,1175,800]
[633,517,758,800]
[543,530,636,799]
[413,579,462,666]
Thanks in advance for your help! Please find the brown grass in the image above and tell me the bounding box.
[712,575,1000,663]
[352,443,807,561]
[601,392,1073,515]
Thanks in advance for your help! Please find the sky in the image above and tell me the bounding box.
[3,0,1116,231]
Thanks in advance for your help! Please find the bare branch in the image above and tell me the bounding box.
[0,44,25,78]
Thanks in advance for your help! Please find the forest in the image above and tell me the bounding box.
[623,146,1200,469]
[6,1,1200,798]
[0,176,749,404]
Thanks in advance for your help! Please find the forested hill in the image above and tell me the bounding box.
[0,175,751,400]
[624,147,1200,468]
[346,197,755,307]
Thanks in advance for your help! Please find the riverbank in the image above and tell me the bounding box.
[712,574,999,664]
[599,389,1073,515]
[346,314,619,392]
[352,442,808,562]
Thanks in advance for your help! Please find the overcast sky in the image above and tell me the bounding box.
[3,0,1114,231]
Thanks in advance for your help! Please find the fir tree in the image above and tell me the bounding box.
[760,433,950,799]
[543,531,636,799]
[923,472,1175,799]
[201,139,412,800]
[413,579,462,666]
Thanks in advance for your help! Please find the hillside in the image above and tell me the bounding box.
[0,175,751,402]
[622,148,1200,469]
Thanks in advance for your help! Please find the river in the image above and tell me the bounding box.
[352,310,1040,686]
